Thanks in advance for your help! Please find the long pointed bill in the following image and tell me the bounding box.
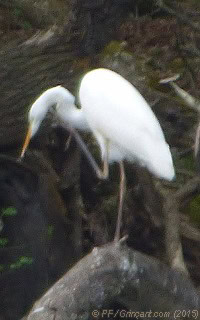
[20,125,32,158]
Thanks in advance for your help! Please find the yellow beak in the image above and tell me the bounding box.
[20,125,32,158]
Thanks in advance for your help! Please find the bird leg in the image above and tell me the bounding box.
[69,128,108,180]
[97,141,109,179]
[68,128,126,241]
[101,156,109,179]
[64,133,73,151]
[114,161,126,242]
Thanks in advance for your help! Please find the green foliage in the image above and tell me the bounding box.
[13,7,22,18]
[13,6,32,30]
[177,153,196,173]
[101,41,131,58]
[100,194,118,216]
[23,21,32,30]
[0,265,4,272]
[102,41,123,55]
[0,237,8,247]
[168,57,185,73]
[10,256,33,270]
[187,195,200,225]
[1,207,17,217]
[47,225,54,238]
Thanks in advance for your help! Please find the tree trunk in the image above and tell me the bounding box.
[25,242,200,319]
[0,0,74,27]
[0,0,130,151]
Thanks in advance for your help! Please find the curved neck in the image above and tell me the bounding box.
[59,105,89,131]
[52,87,89,131]
[36,86,89,131]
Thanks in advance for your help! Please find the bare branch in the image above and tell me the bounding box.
[160,77,200,112]
[163,177,200,274]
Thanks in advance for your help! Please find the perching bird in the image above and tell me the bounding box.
[20,68,175,241]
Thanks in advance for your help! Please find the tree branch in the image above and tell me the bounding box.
[25,241,200,319]
[163,176,200,274]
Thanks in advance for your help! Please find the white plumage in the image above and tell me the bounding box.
[79,68,175,180]
[21,68,175,241]
[21,68,175,180]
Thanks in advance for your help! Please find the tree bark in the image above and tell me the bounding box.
[0,0,74,27]
[0,0,129,151]
[25,241,200,319]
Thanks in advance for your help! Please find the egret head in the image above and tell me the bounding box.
[20,86,76,158]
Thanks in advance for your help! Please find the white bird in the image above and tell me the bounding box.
[20,68,175,241]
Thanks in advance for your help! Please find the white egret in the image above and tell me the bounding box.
[20,68,175,242]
